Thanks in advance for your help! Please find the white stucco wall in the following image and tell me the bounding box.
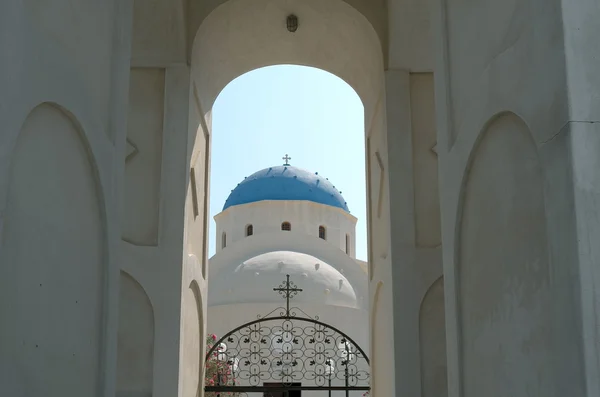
[209,250,361,307]
[3,1,600,397]
[0,103,106,397]
[209,232,368,309]
[215,200,357,256]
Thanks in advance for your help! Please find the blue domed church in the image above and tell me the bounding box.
[206,156,369,395]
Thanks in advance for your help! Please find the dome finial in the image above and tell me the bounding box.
[282,153,292,166]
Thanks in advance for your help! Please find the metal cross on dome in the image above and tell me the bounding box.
[282,154,291,166]
[273,274,303,316]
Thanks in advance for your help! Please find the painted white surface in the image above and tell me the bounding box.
[209,251,360,308]
[419,277,447,397]
[0,104,105,397]
[215,200,357,256]
[209,232,369,310]
[117,271,154,397]
[1,0,599,397]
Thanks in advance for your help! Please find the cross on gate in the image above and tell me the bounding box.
[273,274,302,316]
[282,154,292,166]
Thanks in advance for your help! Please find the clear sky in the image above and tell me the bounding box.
[209,65,367,260]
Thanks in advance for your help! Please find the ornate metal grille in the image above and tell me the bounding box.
[205,275,370,396]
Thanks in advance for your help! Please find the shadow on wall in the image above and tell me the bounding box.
[180,281,204,397]
[419,277,447,397]
[117,271,154,397]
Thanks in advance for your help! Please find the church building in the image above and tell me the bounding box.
[206,157,369,395]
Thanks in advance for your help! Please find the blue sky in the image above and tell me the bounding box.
[209,65,367,260]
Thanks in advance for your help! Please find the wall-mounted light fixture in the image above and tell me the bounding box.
[286,14,298,32]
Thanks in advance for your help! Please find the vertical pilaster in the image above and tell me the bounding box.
[105,1,135,396]
[385,69,446,397]
[562,2,600,395]
[571,125,600,397]
[386,69,421,397]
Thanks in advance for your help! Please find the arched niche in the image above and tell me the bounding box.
[370,281,386,396]
[181,281,204,397]
[0,103,105,397]
[116,271,155,397]
[419,277,447,397]
[458,112,553,396]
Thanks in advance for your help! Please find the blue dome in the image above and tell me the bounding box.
[223,165,349,212]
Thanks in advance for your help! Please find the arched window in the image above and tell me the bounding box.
[319,225,326,240]
[281,222,291,231]
[345,234,350,254]
[246,224,253,237]
[221,232,227,249]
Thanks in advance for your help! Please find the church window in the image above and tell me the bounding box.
[222,232,227,248]
[345,234,350,254]
[319,226,326,240]
[281,222,291,231]
[246,224,253,236]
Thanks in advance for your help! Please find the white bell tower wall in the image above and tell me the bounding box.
[214,200,357,257]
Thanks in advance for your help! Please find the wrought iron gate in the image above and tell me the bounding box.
[204,275,370,397]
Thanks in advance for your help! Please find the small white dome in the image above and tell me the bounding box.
[209,251,358,308]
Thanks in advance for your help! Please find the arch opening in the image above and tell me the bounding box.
[190,0,384,127]
[187,1,386,396]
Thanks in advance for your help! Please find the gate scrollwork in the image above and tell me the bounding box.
[205,275,370,395]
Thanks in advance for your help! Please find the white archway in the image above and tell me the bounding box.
[190,0,384,126]
[186,1,393,396]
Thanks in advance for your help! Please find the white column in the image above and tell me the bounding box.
[563,1,600,393]
[385,69,445,397]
